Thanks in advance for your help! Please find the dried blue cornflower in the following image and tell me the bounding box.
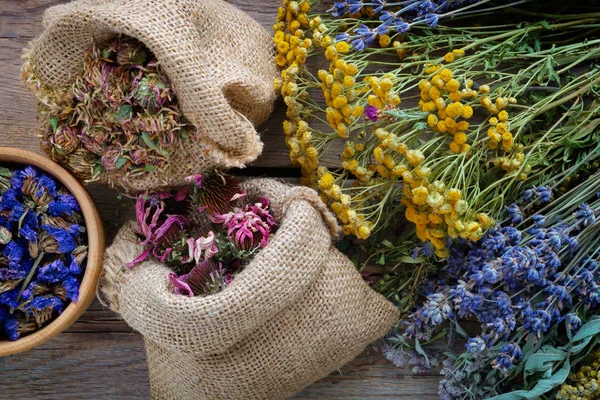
[0,166,87,340]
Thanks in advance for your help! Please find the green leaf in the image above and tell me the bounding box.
[141,132,165,155]
[414,336,429,366]
[377,253,386,265]
[569,316,600,353]
[49,116,59,132]
[399,256,425,264]
[115,157,128,170]
[381,240,394,248]
[144,164,155,172]
[113,104,132,122]
[0,167,12,178]
[488,359,570,400]
[452,320,469,338]
[522,345,566,385]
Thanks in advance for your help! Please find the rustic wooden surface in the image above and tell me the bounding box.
[0,1,441,398]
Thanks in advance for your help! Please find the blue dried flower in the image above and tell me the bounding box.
[62,277,80,302]
[3,316,20,341]
[465,337,486,354]
[19,225,37,242]
[507,204,522,225]
[0,166,87,340]
[3,240,26,267]
[48,193,80,216]
[26,295,64,316]
[37,259,70,284]
[0,268,26,281]
[0,289,20,309]
[41,225,77,254]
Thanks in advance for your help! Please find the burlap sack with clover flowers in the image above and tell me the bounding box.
[100,179,399,400]
[24,0,277,192]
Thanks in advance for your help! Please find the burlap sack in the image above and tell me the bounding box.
[101,179,399,399]
[27,0,277,192]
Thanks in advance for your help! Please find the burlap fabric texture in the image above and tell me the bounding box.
[101,179,400,399]
[28,0,277,192]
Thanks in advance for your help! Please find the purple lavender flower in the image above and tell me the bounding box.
[574,203,596,226]
[465,337,486,354]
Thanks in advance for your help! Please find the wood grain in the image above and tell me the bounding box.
[0,0,444,398]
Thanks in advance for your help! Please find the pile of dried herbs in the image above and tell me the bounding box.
[22,36,198,189]
[0,166,87,340]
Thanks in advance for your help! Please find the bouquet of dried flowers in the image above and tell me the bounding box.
[22,37,198,189]
[127,172,278,296]
[385,172,600,398]
[0,166,87,340]
[274,0,600,258]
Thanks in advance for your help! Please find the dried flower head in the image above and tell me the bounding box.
[210,197,277,251]
[187,171,242,215]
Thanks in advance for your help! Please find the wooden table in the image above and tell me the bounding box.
[0,1,441,398]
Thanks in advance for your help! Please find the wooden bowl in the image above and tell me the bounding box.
[0,147,105,356]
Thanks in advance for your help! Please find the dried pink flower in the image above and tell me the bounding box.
[210,197,277,251]
[127,192,189,268]
[184,231,218,264]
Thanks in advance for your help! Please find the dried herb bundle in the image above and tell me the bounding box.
[22,36,198,190]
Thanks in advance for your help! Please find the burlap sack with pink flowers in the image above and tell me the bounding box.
[100,179,399,399]
[26,0,277,192]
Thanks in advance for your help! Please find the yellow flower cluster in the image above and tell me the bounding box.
[492,150,531,180]
[393,40,407,60]
[274,0,325,188]
[366,75,401,110]
[317,168,373,239]
[273,0,312,69]
[366,128,408,181]
[395,148,494,256]
[487,110,515,151]
[419,64,474,154]
[557,349,600,400]
[479,91,517,115]
[320,59,364,138]
[341,141,376,184]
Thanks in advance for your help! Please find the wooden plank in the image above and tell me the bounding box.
[0,0,282,38]
[0,332,151,399]
[0,329,440,399]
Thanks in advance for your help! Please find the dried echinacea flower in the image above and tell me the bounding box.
[22,36,199,190]
[128,172,278,297]
[186,171,242,215]
[0,166,87,341]
[168,261,231,297]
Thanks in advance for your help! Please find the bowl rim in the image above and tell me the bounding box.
[0,147,105,356]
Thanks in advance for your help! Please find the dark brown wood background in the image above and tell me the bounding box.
[0,1,441,398]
